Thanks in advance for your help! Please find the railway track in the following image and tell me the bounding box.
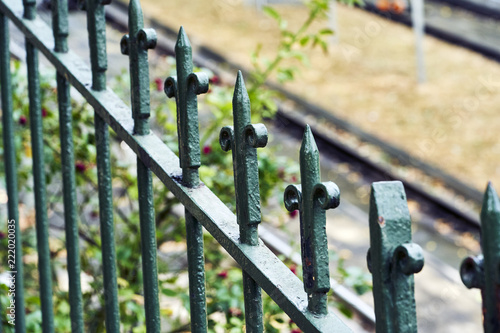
[362,0,500,62]
[106,1,484,235]
[423,0,500,20]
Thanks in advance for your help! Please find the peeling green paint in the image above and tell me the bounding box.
[165,28,209,332]
[367,181,424,333]
[121,1,160,331]
[284,125,340,315]
[219,71,266,332]
[0,11,26,333]
[460,183,500,333]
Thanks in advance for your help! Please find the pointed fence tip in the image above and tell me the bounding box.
[129,0,141,10]
[129,0,144,15]
[176,26,190,47]
[303,124,312,139]
[482,181,500,216]
[233,70,249,107]
[128,0,144,32]
[301,124,318,153]
[236,70,244,83]
[234,70,247,93]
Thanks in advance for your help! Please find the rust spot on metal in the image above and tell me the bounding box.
[305,257,312,267]
[378,216,385,227]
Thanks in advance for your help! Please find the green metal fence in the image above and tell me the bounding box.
[0,0,499,332]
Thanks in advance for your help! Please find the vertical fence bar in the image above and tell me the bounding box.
[120,0,160,331]
[23,0,55,331]
[283,125,340,316]
[460,183,500,333]
[367,181,424,333]
[165,27,209,332]
[82,0,121,330]
[52,0,84,331]
[0,11,26,333]
[219,71,267,332]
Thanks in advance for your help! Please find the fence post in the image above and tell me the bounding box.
[283,125,340,315]
[120,0,160,331]
[81,0,122,330]
[0,10,26,333]
[219,71,267,332]
[52,0,85,330]
[23,0,56,330]
[367,181,424,333]
[165,27,209,332]
[460,182,500,333]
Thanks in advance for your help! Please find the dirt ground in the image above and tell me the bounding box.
[138,0,500,191]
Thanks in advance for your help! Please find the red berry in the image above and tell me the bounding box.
[154,78,164,92]
[75,162,86,173]
[289,210,298,218]
[291,329,302,333]
[210,75,220,85]
[229,307,242,317]
[202,145,212,155]
[42,108,48,117]
[217,271,228,279]
[289,264,297,275]
[19,116,27,125]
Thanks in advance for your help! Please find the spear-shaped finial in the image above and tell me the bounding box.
[300,125,320,190]
[120,0,157,135]
[219,70,268,244]
[165,27,208,187]
[284,125,340,315]
[164,27,210,331]
[219,71,267,332]
[461,182,500,333]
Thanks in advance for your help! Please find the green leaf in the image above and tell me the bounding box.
[299,35,310,46]
[320,39,329,53]
[262,6,281,21]
[161,288,178,297]
[319,28,334,35]
[277,67,295,83]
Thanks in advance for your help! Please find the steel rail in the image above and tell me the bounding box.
[429,0,500,20]
[361,1,500,63]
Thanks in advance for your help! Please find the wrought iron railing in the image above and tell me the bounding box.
[1,0,499,332]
